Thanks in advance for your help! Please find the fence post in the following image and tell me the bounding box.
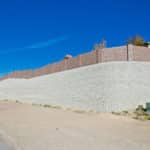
[127,44,134,61]
[64,55,73,70]
[78,55,82,67]
[64,59,67,70]
[96,48,102,63]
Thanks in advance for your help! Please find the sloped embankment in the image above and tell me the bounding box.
[0,62,150,112]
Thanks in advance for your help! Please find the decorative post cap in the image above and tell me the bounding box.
[64,54,73,59]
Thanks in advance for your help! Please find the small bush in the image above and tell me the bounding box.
[112,105,150,121]
[15,100,21,104]
[112,112,121,115]
[43,104,52,108]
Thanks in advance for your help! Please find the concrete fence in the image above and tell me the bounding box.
[0,44,150,80]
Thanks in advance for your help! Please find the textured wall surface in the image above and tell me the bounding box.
[1,45,150,80]
[0,61,150,112]
[102,46,127,62]
[0,45,128,80]
[133,46,150,61]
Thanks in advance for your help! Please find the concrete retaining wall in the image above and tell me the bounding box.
[0,61,150,112]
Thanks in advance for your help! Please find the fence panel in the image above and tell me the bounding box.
[80,51,97,66]
[102,46,127,62]
[66,56,80,70]
[133,46,150,61]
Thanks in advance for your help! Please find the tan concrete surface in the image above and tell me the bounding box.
[0,101,150,150]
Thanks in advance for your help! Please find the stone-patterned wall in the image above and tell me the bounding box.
[133,46,150,61]
[80,50,97,66]
[0,62,150,112]
[102,46,127,62]
[1,45,150,80]
[66,57,80,70]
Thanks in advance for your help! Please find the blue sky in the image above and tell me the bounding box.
[0,0,149,75]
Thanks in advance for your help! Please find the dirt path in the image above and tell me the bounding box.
[0,101,150,150]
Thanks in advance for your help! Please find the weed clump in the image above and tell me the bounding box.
[112,105,150,121]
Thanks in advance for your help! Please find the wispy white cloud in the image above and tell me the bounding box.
[25,36,69,49]
[0,35,69,54]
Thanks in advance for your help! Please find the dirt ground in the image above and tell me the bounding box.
[0,101,150,150]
